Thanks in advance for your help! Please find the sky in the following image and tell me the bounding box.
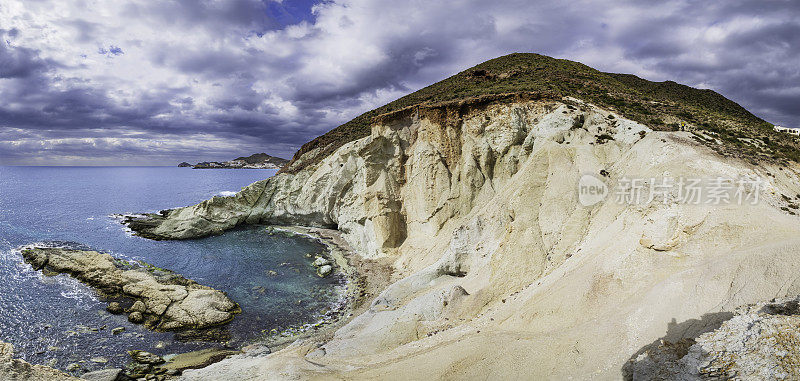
[0,0,798,166]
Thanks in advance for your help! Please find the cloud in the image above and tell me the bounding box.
[0,0,798,165]
[0,29,52,79]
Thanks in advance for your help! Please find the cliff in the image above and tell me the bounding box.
[125,55,800,379]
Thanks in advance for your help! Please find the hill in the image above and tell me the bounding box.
[187,153,288,169]
[283,53,797,173]
[126,53,800,379]
[232,153,289,167]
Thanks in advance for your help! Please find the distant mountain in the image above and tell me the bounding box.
[180,153,289,169]
[232,153,290,166]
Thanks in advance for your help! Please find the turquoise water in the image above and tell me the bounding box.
[0,167,342,374]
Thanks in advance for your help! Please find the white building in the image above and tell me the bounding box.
[774,125,800,136]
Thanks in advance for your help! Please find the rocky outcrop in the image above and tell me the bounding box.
[627,296,800,380]
[0,342,77,380]
[189,153,289,169]
[126,98,800,380]
[21,247,240,331]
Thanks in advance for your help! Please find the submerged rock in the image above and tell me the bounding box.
[20,247,240,331]
[65,363,81,372]
[105,302,123,314]
[80,368,123,381]
[128,350,165,365]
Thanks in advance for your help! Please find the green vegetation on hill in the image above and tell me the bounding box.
[283,53,797,173]
[233,153,288,165]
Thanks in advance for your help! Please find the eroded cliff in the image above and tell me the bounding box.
[122,97,800,380]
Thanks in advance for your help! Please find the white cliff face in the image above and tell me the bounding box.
[151,100,649,260]
[161,99,800,380]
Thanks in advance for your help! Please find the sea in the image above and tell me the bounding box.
[0,166,342,374]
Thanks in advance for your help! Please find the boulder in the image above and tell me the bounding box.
[317,265,333,277]
[312,257,330,267]
[128,312,144,324]
[128,301,146,313]
[105,302,123,314]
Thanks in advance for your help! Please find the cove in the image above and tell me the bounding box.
[0,166,343,375]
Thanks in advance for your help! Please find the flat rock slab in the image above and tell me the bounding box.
[21,247,240,331]
[159,348,240,372]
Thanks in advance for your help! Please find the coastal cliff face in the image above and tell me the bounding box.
[128,98,800,379]
[132,99,651,260]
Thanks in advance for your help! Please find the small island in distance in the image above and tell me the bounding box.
[178,153,289,169]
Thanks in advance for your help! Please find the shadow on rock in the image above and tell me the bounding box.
[621,312,734,380]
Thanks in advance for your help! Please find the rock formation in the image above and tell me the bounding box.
[0,342,77,380]
[627,296,800,380]
[21,247,240,331]
[120,54,800,379]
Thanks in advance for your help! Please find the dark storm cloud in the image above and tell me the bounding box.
[603,0,800,128]
[0,0,798,165]
[122,0,279,33]
[0,29,51,79]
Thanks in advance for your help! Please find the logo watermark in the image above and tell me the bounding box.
[578,174,762,207]
[578,174,608,206]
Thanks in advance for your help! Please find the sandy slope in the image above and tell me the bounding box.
[145,99,800,380]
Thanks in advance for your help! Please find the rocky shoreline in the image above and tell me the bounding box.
[250,226,388,349]
[20,247,240,332]
[4,227,376,380]
[179,226,394,379]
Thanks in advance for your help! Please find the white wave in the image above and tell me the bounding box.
[57,276,100,310]
[218,191,237,197]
